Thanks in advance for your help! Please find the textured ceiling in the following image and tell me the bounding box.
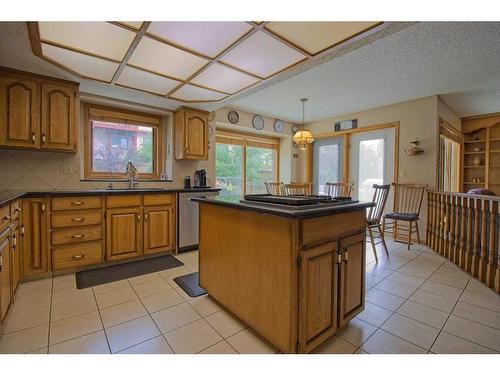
[227,22,500,122]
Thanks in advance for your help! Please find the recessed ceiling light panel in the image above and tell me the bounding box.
[116,66,181,95]
[170,84,227,102]
[191,63,260,94]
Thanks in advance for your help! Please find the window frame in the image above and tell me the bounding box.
[84,104,164,180]
[215,129,280,195]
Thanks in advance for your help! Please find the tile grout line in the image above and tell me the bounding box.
[91,283,113,354]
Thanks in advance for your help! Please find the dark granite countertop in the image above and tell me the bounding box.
[0,187,221,206]
[191,195,374,219]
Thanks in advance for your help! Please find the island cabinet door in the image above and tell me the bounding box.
[0,233,12,322]
[106,207,142,261]
[338,233,365,327]
[22,198,48,276]
[298,242,339,353]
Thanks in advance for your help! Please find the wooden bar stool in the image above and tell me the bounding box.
[326,182,354,197]
[282,183,312,196]
[383,183,427,250]
[265,182,283,195]
[367,184,391,261]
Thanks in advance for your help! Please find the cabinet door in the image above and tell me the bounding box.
[10,224,21,296]
[144,206,175,254]
[22,198,48,276]
[0,237,12,322]
[106,207,142,261]
[298,242,339,353]
[338,233,365,327]
[184,110,207,159]
[41,83,77,152]
[0,75,40,149]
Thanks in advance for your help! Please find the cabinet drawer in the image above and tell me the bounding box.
[0,204,10,233]
[143,194,174,206]
[52,241,103,271]
[51,196,103,211]
[51,210,102,228]
[300,210,366,248]
[106,194,141,208]
[51,225,102,245]
[10,200,21,221]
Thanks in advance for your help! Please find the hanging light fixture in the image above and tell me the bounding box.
[292,98,314,150]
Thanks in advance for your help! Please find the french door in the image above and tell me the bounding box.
[313,137,343,194]
[349,128,395,201]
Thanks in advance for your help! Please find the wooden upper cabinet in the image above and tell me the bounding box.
[41,82,77,152]
[298,242,339,353]
[22,197,48,276]
[0,68,79,153]
[175,107,209,160]
[106,207,143,261]
[338,233,365,327]
[0,75,40,149]
[144,205,175,255]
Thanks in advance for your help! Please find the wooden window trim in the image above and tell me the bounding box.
[215,129,280,194]
[84,104,164,180]
[439,118,462,144]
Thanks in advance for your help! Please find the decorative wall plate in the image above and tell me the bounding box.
[291,126,299,135]
[274,119,284,133]
[228,110,239,124]
[252,115,265,130]
[292,141,299,148]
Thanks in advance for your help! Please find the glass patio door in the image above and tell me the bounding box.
[349,128,395,201]
[313,137,343,194]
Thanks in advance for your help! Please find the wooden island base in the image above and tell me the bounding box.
[197,199,369,354]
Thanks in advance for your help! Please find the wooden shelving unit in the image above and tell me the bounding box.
[462,114,500,194]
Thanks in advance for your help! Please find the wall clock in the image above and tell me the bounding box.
[274,119,284,133]
[252,115,265,130]
[228,110,239,124]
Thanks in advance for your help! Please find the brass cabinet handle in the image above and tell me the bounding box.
[42,134,46,144]
[71,201,84,205]
[137,213,141,222]
[2,215,10,221]
[337,253,342,264]
[72,217,84,222]
[72,254,85,260]
[144,213,148,221]
[41,204,45,212]
[72,234,85,239]
[13,208,21,213]
[186,148,190,155]
[344,251,349,262]
[31,132,36,143]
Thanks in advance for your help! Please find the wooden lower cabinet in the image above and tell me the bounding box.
[338,233,366,327]
[22,198,48,276]
[144,205,174,254]
[298,232,365,351]
[0,231,11,322]
[106,207,142,261]
[298,241,339,353]
[10,222,21,296]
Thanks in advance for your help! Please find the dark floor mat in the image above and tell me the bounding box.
[76,255,184,289]
[173,272,207,297]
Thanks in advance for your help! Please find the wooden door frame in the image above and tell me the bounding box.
[306,122,400,187]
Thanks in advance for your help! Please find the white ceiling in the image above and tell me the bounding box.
[0,22,498,120]
[226,22,500,122]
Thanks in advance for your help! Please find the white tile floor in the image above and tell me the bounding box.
[0,241,499,354]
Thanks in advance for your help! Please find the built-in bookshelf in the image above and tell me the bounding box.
[462,114,500,194]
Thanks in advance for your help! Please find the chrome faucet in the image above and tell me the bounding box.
[125,161,139,189]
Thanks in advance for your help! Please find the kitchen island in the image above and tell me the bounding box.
[192,195,374,354]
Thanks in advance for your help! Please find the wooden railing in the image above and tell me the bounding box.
[427,190,500,293]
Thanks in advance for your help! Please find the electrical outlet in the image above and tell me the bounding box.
[400,169,407,177]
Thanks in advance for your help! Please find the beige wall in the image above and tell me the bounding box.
[213,107,296,183]
[301,96,442,239]
[437,96,461,131]
[0,96,216,194]
[0,100,297,195]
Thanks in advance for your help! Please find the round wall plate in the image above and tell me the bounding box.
[252,115,265,130]
[291,126,299,135]
[274,119,284,133]
[292,141,299,149]
[228,110,239,124]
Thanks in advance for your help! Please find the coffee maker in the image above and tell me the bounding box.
[194,169,207,188]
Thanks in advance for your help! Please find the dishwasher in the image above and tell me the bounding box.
[178,191,219,253]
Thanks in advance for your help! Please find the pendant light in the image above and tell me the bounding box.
[292,98,314,150]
